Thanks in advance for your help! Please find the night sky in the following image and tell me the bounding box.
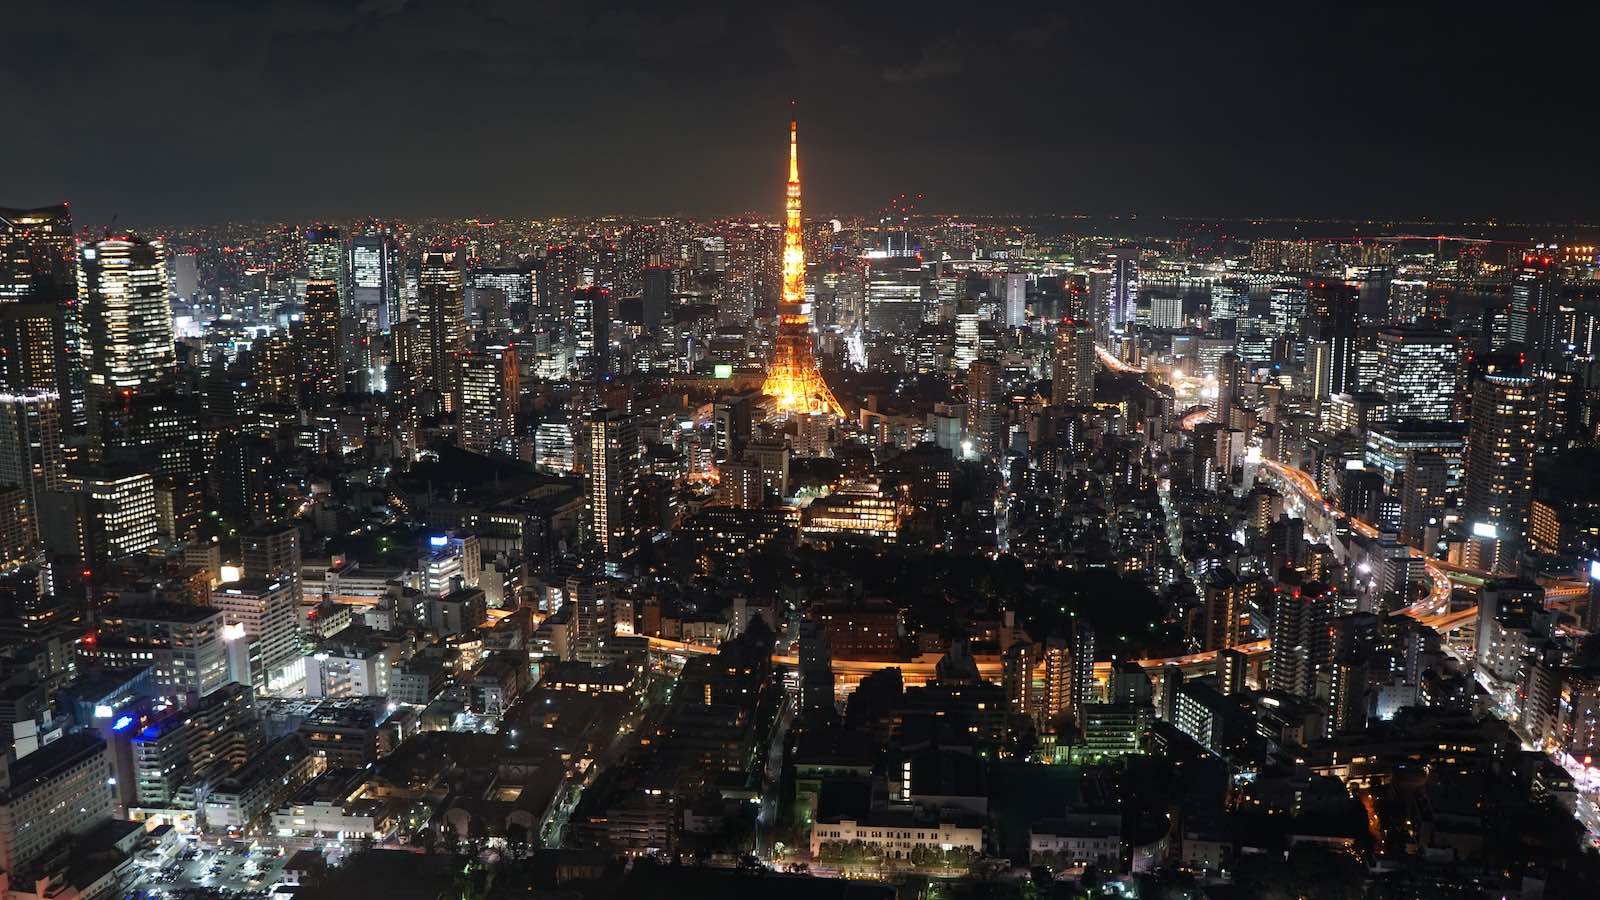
[6,0,1598,224]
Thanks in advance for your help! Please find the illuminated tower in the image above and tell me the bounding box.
[761,118,842,418]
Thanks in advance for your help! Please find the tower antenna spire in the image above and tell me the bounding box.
[761,107,842,419]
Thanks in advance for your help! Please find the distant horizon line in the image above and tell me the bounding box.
[30,210,1600,235]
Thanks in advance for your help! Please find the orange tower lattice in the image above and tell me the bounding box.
[761,118,843,418]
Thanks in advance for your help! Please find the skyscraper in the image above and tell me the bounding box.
[1107,251,1138,331]
[457,346,519,454]
[304,226,349,315]
[1308,280,1359,394]
[1508,249,1562,374]
[1374,324,1459,422]
[641,262,671,335]
[350,228,396,332]
[586,408,641,572]
[417,247,465,403]
[301,277,343,400]
[77,234,175,436]
[1267,582,1333,699]
[0,205,79,425]
[0,302,69,399]
[1051,319,1095,406]
[761,118,842,418]
[573,286,611,377]
[965,357,1002,458]
[1463,372,1538,567]
[0,390,65,515]
[1215,350,1242,425]
[1003,272,1026,328]
[1399,451,1448,549]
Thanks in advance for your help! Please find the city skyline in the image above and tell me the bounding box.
[7,5,1600,898]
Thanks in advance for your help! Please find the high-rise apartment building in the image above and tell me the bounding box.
[1051,319,1095,406]
[1462,373,1538,561]
[965,357,1003,458]
[241,520,302,603]
[1267,582,1333,698]
[586,408,641,572]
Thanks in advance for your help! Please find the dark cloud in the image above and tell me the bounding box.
[3,0,1598,224]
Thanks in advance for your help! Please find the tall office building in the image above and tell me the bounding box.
[586,408,641,572]
[1051,319,1095,406]
[641,262,671,334]
[1215,350,1242,424]
[0,391,64,544]
[1463,373,1538,565]
[573,286,611,377]
[457,346,519,454]
[350,228,395,331]
[0,302,69,403]
[1374,324,1458,421]
[1149,291,1183,330]
[49,467,158,564]
[0,205,80,427]
[1508,249,1562,374]
[1003,272,1026,328]
[77,234,175,435]
[1107,251,1139,331]
[304,226,349,314]
[301,277,343,399]
[417,247,465,403]
[1268,282,1308,340]
[1308,280,1359,394]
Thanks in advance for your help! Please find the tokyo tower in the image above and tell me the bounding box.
[761,117,843,419]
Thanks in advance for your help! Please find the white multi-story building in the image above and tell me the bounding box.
[809,814,983,861]
[213,577,300,692]
[0,734,115,874]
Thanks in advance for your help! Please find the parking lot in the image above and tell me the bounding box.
[127,841,295,900]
